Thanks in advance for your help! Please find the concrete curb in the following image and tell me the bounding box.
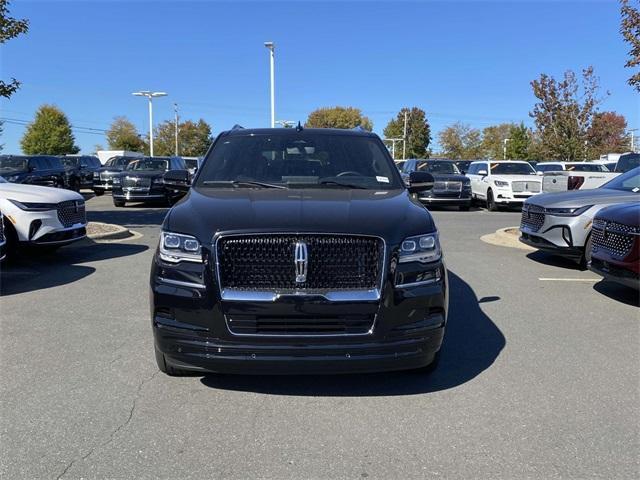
[480,226,535,251]
[86,222,143,243]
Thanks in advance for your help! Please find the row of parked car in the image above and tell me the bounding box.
[396,153,639,213]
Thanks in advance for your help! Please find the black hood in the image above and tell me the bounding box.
[431,173,468,182]
[165,187,436,246]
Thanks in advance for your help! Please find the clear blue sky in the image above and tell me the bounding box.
[1,0,638,154]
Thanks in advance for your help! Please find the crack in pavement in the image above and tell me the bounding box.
[55,369,160,480]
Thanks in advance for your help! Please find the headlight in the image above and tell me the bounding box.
[545,205,593,217]
[93,172,100,179]
[112,177,121,184]
[4,175,20,182]
[8,199,57,211]
[494,180,509,187]
[399,233,441,263]
[159,231,202,263]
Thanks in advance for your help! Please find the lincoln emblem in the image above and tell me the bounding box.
[294,241,308,283]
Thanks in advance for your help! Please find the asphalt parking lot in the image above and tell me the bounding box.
[1,195,638,479]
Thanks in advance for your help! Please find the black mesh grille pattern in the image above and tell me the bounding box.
[227,314,375,335]
[592,218,637,259]
[57,201,86,228]
[521,204,545,232]
[217,234,383,291]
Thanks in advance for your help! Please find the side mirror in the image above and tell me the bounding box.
[478,169,488,176]
[407,171,434,193]
[163,169,191,192]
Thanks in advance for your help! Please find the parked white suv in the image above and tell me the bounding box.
[466,160,541,211]
[0,176,87,257]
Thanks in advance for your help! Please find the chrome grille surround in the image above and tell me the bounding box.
[57,200,86,228]
[591,218,638,259]
[433,181,462,192]
[123,176,151,189]
[520,204,545,232]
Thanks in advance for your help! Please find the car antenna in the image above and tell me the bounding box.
[296,121,303,132]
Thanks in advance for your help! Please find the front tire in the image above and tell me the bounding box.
[93,190,105,197]
[113,199,126,208]
[581,234,593,269]
[486,189,498,212]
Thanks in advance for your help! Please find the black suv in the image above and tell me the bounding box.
[92,155,139,195]
[401,159,472,210]
[112,156,188,207]
[0,155,67,188]
[59,155,102,191]
[151,127,447,376]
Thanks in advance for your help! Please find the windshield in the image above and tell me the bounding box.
[417,161,459,174]
[126,159,168,171]
[601,167,640,192]
[490,162,536,175]
[536,163,563,172]
[615,153,640,173]
[565,163,606,172]
[0,157,28,171]
[60,158,79,168]
[195,132,402,189]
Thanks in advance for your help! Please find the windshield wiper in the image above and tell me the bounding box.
[201,180,287,189]
[318,179,368,189]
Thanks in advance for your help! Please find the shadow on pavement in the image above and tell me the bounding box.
[200,270,505,396]
[526,250,584,271]
[87,205,167,229]
[593,281,640,308]
[0,240,148,296]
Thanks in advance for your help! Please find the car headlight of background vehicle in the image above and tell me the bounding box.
[399,233,441,263]
[112,176,121,184]
[8,199,57,211]
[159,231,202,263]
[545,205,593,217]
[152,177,164,185]
[493,180,509,187]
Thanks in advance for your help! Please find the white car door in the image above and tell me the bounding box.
[470,162,489,199]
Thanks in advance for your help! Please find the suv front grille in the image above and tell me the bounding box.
[226,313,375,336]
[123,177,151,188]
[57,200,86,228]
[217,234,383,291]
[521,204,545,232]
[433,181,462,192]
[512,181,541,193]
[591,218,638,259]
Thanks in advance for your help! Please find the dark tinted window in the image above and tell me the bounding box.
[615,153,640,173]
[170,157,186,170]
[29,157,46,170]
[490,162,536,175]
[602,167,640,192]
[536,163,563,172]
[126,158,169,171]
[0,156,28,171]
[47,157,63,169]
[61,157,80,168]
[565,163,605,172]
[196,132,401,189]
[417,161,459,174]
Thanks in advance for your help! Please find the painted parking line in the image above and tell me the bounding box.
[538,278,600,282]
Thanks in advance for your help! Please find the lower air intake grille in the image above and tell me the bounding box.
[217,234,383,291]
[227,314,375,335]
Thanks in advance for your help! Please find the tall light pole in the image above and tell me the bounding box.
[402,111,408,160]
[264,41,275,128]
[174,103,179,156]
[132,91,168,157]
[503,138,511,160]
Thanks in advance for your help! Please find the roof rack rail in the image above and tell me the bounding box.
[231,124,244,130]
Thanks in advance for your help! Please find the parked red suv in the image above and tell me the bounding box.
[589,203,640,290]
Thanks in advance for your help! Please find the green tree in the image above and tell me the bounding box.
[481,123,516,159]
[106,116,146,152]
[586,111,629,158]
[305,106,372,131]
[530,67,605,160]
[506,123,533,160]
[621,0,640,92]
[437,122,483,159]
[383,107,431,159]
[0,0,29,99]
[153,119,213,157]
[20,105,79,154]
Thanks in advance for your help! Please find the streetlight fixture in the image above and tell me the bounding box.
[503,138,511,160]
[276,120,295,128]
[264,41,275,128]
[132,90,168,157]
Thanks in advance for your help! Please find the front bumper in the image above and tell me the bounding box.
[589,258,640,290]
[519,212,591,257]
[93,180,113,191]
[113,185,166,202]
[417,196,471,206]
[493,188,537,204]
[151,253,448,375]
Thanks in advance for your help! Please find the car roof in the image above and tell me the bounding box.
[220,127,377,138]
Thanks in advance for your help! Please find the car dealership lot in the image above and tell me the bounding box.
[1,196,638,479]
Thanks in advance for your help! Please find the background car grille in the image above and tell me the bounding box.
[520,204,545,232]
[57,201,86,228]
[123,177,151,188]
[226,313,375,336]
[512,181,541,193]
[591,218,637,259]
[217,234,383,291]
[433,181,462,192]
